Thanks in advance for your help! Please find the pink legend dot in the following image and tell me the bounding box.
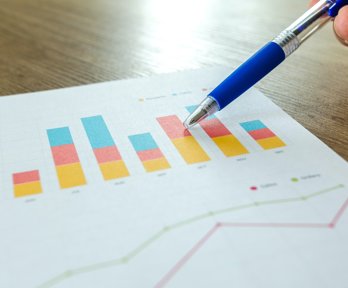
[250,186,258,191]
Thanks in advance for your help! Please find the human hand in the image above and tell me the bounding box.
[310,0,348,45]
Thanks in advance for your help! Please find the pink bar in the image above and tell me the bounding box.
[13,170,40,185]
[248,128,275,140]
[200,118,231,138]
[94,146,122,163]
[51,144,80,166]
[137,148,164,161]
[157,115,191,139]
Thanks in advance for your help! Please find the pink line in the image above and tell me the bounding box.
[155,198,348,287]
[220,222,328,229]
[154,224,220,288]
[330,197,348,227]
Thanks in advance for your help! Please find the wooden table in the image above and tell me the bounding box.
[0,0,347,159]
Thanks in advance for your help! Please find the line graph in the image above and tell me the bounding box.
[155,197,348,287]
[36,184,346,288]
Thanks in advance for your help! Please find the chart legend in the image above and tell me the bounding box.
[81,115,129,180]
[186,105,249,157]
[157,115,210,164]
[240,120,286,150]
[12,170,43,198]
[47,127,86,188]
[129,133,170,172]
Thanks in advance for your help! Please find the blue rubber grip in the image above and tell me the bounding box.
[209,42,286,109]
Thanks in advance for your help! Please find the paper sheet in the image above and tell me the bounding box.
[0,68,347,288]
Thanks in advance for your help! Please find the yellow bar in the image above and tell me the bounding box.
[143,157,170,172]
[172,136,210,164]
[99,160,130,180]
[14,181,42,198]
[257,136,286,150]
[56,163,86,188]
[212,135,249,157]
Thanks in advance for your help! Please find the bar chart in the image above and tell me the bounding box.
[129,133,171,172]
[81,115,130,180]
[240,120,286,150]
[47,127,87,188]
[12,114,287,197]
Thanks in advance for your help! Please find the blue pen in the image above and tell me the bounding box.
[184,0,348,128]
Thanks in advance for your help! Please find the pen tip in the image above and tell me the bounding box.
[183,118,197,129]
[183,96,219,129]
[183,108,209,129]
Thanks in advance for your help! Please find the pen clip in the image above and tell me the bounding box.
[328,0,348,17]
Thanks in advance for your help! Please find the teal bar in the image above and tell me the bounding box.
[240,120,267,132]
[47,127,73,147]
[81,115,115,149]
[129,133,158,152]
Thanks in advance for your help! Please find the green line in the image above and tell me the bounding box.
[124,230,165,261]
[306,184,344,199]
[36,184,345,288]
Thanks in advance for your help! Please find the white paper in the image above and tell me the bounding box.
[0,67,347,288]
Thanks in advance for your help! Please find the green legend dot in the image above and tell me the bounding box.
[291,177,299,182]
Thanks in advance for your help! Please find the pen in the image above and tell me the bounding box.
[183,0,348,129]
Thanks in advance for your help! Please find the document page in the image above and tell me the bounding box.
[0,68,347,288]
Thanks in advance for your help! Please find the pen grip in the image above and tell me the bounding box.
[209,42,286,109]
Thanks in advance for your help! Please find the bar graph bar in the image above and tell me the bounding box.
[81,115,129,180]
[186,106,249,157]
[13,170,43,198]
[240,120,286,150]
[157,115,210,164]
[47,127,86,188]
[129,133,170,172]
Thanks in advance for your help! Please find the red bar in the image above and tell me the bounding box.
[200,118,231,138]
[51,144,80,166]
[248,128,275,140]
[157,115,191,139]
[137,148,164,161]
[13,170,40,185]
[94,146,122,163]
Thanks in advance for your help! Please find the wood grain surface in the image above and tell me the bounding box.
[0,0,347,159]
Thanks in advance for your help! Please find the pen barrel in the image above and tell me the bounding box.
[209,42,285,110]
[283,0,332,45]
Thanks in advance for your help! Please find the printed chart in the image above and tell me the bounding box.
[12,113,287,197]
[0,68,347,288]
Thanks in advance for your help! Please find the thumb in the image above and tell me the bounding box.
[334,6,348,44]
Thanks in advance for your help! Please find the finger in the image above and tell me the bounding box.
[334,6,348,41]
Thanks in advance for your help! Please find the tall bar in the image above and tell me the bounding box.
[47,127,86,188]
[240,120,286,150]
[157,115,210,164]
[186,105,249,157]
[81,115,129,180]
